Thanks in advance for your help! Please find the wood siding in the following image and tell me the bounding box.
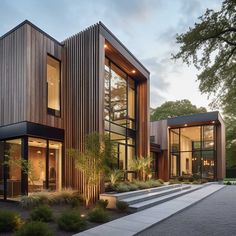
[0,23,63,128]
[0,21,150,202]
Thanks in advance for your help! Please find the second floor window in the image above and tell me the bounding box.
[47,55,60,116]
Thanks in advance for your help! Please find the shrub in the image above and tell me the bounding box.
[21,190,83,208]
[201,179,208,184]
[58,210,86,232]
[88,208,109,223]
[0,211,22,232]
[158,179,164,184]
[116,201,129,212]
[15,221,53,236]
[226,181,232,185]
[96,199,108,209]
[188,177,194,182]
[183,181,191,184]
[192,180,201,185]
[109,169,124,185]
[30,205,53,222]
[177,176,184,181]
[115,183,130,192]
[169,179,181,185]
[127,183,139,191]
[147,179,162,188]
[134,181,150,189]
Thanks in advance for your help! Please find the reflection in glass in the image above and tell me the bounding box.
[49,141,62,191]
[28,138,47,193]
[0,142,4,199]
[170,125,216,179]
[47,55,60,112]
[5,139,22,199]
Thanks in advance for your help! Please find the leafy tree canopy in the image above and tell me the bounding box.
[173,0,236,169]
[173,0,236,111]
[151,99,207,121]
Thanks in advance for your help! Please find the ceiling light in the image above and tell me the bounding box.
[37,150,42,154]
[104,44,108,49]
[132,70,136,74]
[184,124,187,127]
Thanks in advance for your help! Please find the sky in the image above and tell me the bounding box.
[0,0,222,110]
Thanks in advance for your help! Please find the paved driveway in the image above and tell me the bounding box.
[138,186,236,236]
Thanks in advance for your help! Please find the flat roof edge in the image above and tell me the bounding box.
[0,20,64,46]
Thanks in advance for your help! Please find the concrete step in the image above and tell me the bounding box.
[128,185,201,212]
[100,184,183,208]
[123,185,191,205]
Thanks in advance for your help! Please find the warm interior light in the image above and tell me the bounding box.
[184,124,187,127]
[132,70,136,74]
[104,44,108,49]
[212,121,215,124]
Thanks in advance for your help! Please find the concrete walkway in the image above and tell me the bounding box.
[74,184,224,236]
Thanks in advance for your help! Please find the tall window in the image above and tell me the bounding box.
[104,58,136,177]
[47,55,60,116]
[170,125,216,180]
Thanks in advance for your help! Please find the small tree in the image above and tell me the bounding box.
[130,156,152,181]
[68,132,116,207]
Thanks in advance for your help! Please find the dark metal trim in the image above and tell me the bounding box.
[0,121,64,141]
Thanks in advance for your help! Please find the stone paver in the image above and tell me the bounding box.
[138,186,236,236]
[74,184,224,236]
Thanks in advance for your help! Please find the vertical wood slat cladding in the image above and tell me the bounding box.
[0,24,63,128]
[63,24,101,201]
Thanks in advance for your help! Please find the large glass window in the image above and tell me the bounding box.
[105,58,136,177]
[170,125,216,180]
[47,55,60,115]
[0,141,4,199]
[5,139,22,200]
[28,138,47,193]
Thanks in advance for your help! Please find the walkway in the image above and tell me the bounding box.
[74,184,224,236]
[138,186,236,236]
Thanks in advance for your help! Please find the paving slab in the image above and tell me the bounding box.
[74,184,225,236]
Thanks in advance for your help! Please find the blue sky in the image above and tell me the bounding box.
[0,0,222,109]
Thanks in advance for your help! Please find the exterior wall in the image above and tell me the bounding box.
[0,21,150,201]
[0,22,63,128]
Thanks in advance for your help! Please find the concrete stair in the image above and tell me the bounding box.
[127,185,201,212]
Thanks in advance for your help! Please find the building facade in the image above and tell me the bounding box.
[150,112,225,181]
[0,20,150,200]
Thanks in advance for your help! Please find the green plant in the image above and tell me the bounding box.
[88,208,109,223]
[201,179,208,184]
[169,179,181,185]
[192,180,201,185]
[127,183,139,191]
[115,183,130,192]
[108,169,123,186]
[158,179,164,184]
[177,176,184,181]
[146,179,162,188]
[68,132,116,207]
[0,211,23,232]
[58,210,87,232]
[15,221,53,236]
[188,177,194,182]
[30,205,53,222]
[130,156,152,181]
[116,201,129,212]
[96,199,108,209]
[134,181,150,189]
[183,181,191,184]
[226,181,232,185]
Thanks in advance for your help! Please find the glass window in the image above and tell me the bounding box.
[5,139,22,199]
[171,154,179,177]
[49,141,62,191]
[202,150,215,179]
[28,138,47,193]
[0,142,3,199]
[47,55,60,114]
[170,129,179,152]
[180,126,201,151]
[181,152,192,175]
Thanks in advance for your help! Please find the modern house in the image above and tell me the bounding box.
[150,112,225,181]
[0,20,149,200]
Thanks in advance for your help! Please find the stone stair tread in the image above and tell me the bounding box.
[122,185,191,204]
[129,185,201,211]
